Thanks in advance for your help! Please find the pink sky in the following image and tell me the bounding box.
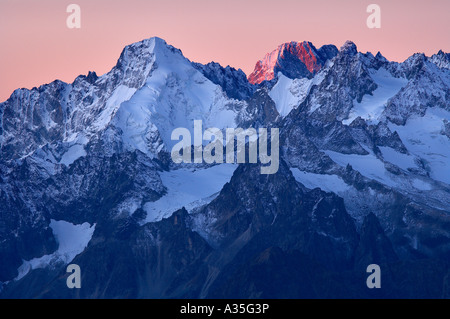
[0,0,449,102]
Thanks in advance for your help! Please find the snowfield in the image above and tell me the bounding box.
[343,68,408,125]
[15,220,95,281]
[290,168,351,193]
[324,149,399,188]
[142,164,237,224]
[269,73,311,117]
[388,108,450,185]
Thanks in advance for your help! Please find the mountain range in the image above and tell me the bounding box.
[0,37,449,298]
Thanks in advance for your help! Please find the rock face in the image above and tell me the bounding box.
[248,41,338,84]
[0,37,449,298]
[193,62,255,100]
[353,212,398,270]
[383,53,450,125]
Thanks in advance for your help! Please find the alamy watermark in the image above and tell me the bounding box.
[66,4,81,29]
[366,4,381,29]
[66,264,81,289]
[366,264,381,288]
[170,120,279,174]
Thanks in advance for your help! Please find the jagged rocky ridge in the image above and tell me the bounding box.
[0,37,449,298]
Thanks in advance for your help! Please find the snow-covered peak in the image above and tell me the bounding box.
[401,53,427,77]
[0,37,244,164]
[339,41,358,57]
[430,50,450,69]
[116,37,183,67]
[109,38,245,155]
[375,51,389,63]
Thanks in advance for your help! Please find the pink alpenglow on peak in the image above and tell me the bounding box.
[248,41,338,84]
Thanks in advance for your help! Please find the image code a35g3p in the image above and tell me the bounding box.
[0,0,449,304]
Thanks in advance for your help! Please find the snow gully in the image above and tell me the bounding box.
[171,120,279,174]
